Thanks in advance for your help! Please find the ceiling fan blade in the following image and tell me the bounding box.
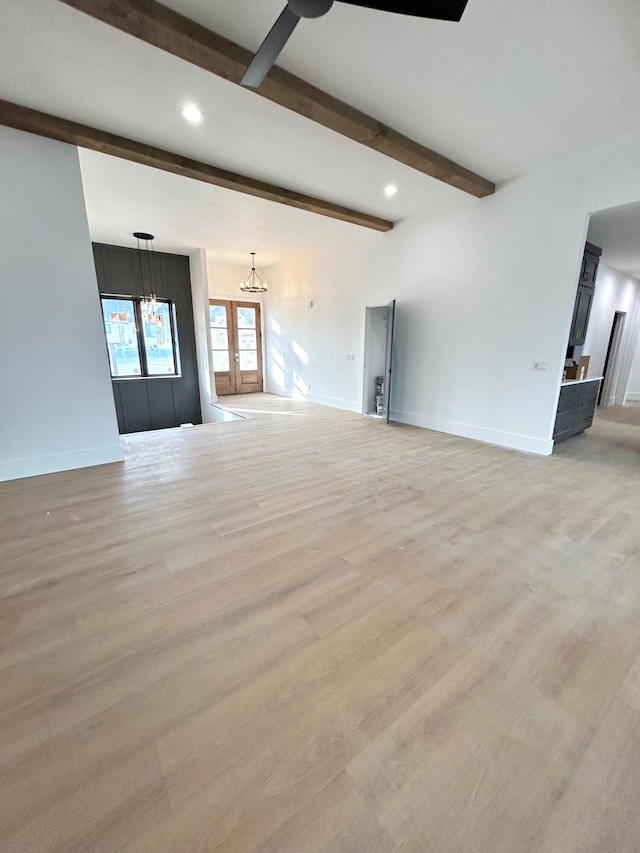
[241,5,301,88]
[337,0,469,22]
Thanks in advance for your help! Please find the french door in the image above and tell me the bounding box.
[209,300,263,395]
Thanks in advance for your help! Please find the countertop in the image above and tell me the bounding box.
[561,376,603,386]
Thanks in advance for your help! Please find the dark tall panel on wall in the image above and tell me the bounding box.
[93,243,201,434]
[567,242,601,348]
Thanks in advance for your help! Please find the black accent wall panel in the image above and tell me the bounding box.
[93,243,202,434]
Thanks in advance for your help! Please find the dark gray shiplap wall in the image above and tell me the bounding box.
[93,242,202,433]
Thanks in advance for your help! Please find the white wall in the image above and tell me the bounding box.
[206,258,266,305]
[0,127,123,481]
[264,246,367,412]
[582,261,640,405]
[263,133,640,454]
[627,336,640,402]
[189,249,218,417]
[625,352,640,402]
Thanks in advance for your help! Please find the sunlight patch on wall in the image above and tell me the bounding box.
[271,363,285,388]
[271,345,285,388]
[292,340,309,365]
[293,371,308,399]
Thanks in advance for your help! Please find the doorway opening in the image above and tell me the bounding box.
[554,200,640,452]
[598,310,627,406]
[209,299,264,395]
[362,300,396,423]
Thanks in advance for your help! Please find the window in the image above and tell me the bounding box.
[209,303,230,372]
[101,296,179,378]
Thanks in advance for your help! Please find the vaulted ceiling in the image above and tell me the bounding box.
[1,0,639,260]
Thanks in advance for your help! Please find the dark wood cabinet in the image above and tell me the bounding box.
[568,284,595,347]
[553,379,600,443]
[567,242,601,348]
[580,246,600,285]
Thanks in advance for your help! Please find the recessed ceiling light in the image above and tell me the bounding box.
[182,104,203,123]
[384,184,398,197]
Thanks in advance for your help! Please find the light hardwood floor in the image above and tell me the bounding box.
[1,393,640,852]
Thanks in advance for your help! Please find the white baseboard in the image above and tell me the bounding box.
[266,387,552,455]
[265,386,361,413]
[390,409,554,456]
[0,444,125,483]
[625,391,640,402]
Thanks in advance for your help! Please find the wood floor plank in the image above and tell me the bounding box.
[156,598,422,807]
[618,649,640,711]
[354,653,520,796]
[0,746,168,853]
[297,573,399,637]
[256,771,394,853]
[532,614,638,725]
[534,698,640,853]
[404,683,593,853]
[422,570,586,680]
[0,613,316,832]
[1,393,640,850]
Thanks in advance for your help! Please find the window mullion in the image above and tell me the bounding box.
[136,299,149,377]
[169,304,179,375]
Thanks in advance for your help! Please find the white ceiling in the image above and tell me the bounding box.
[163,0,640,181]
[2,0,640,260]
[588,202,640,281]
[79,149,366,264]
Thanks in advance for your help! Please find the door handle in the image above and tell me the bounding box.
[234,353,239,361]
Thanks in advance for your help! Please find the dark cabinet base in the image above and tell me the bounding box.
[553,380,600,444]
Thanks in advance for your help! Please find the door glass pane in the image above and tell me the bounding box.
[237,306,256,329]
[213,350,230,371]
[211,328,229,349]
[239,350,258,371]
[142,301,177,376]
[237,329,257,350]
[210,304,228,327]
[101,297,142,377]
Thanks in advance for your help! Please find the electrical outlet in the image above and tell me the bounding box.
[532,361,548,371]
[346,354,355,361]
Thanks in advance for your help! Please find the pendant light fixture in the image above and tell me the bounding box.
[240,252,268,293]
[133,231,160,322]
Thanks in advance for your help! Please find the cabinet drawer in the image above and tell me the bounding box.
[557,387,581,414]
[575,409,594,432]
[576,401,596,421]
[554,428,576,444]
[573,420,593,435]
[554,410,576,436]
[560,385,582,400]
[579,386,599,406]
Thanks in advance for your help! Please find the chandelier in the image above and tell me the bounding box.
[240,252,268,293]
[133,231,160,322]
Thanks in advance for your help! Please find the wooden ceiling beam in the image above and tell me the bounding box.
[58,0,495,198]
[0,99,393,232]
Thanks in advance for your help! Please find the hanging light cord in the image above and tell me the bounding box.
[134,232,158,320]
[136,234,146,302]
